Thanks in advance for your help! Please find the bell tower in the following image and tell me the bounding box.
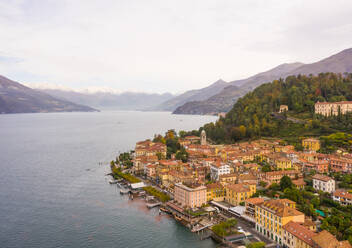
[201,130,206,146]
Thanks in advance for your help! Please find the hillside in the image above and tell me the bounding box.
[174,48,352,115]
[0,75,97,114]
[173,85,247,114]
[153,79,228,111]
[201,73,352,151]
[37,88,174,110]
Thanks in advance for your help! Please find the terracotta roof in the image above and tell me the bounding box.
[226,183,250,193]
[333,190,352,200]
[206,183,223,190]
[184,135,200,140]
[292,178,306,186]
[312,174,333,182]
[258,199,303,217]
[312,230,352,248]
[245,197,265,205]
[219,173,237,179]
[238,174,257,181]
[283,221,316,246]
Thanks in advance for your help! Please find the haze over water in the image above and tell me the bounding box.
[0,111,217,248]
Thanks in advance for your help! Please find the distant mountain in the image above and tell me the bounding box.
[0,75,97,114]
[173,48,352,115]
[173,62,303,115]
[173,85,247,115]
[153,79,228,111]
[37,88,174,110]
[289,48,352,76]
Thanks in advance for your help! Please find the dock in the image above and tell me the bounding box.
[146,202,161,208]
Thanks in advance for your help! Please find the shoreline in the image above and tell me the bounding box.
[109,162,219,245]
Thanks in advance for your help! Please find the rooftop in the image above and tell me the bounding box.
[283,221,316,246]
[312,174,333,182]
[258,199,303,217]
[312,230,352,248]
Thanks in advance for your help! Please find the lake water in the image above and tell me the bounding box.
[0,111,218,248]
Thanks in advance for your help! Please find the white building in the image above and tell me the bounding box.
[312,174,335,193]
[210,162,231,181]
[333,190,352,206]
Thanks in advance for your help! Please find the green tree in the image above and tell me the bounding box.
[280,175,293,191]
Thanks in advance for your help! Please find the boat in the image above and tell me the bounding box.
[120,188,130,194]
[109,179,118,184]
[159,207,171,214]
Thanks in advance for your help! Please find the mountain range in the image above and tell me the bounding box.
[35,88,174,111]
[0,75,97,114]
[2,48,352,115]
[169,48,352,115]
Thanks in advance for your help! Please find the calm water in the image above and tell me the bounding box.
[0,111,218,248]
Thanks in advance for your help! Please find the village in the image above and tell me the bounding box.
[108,127,352,248]
[108,102,352,248]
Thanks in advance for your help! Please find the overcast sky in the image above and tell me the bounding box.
[0,0,351,94]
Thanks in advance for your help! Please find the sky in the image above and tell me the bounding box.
[0,0,352,94]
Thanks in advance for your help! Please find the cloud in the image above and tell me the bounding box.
[0,0,351,93]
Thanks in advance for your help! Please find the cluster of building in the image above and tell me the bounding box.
[131,131,352,247]
[252,197,351,248]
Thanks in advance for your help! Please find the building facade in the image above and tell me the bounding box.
[315,101,352,116]
[210,162,231,181]
[225,183,256,206]
[255,199,304,245]
[312,175,335,193]
[174,183,206,208]
[302,138,321,152]
[282,221,316,248]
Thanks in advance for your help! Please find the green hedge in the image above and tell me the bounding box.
[212,218,238,237]
[143,186,170,202]
[111,165,141,183]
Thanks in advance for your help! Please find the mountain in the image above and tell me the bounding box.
[289,48,352,76]
[173,48,352,115]
[0,75,97,114]
[173,62,304,114]
[37,88,174,110]
[173,85,247,115]
[153,79,228,111]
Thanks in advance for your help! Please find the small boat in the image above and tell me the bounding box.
[120,189,130,194]
[109,179,118,184]
[159,207,171,214]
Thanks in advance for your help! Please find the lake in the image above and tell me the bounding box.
[0,111,218,248]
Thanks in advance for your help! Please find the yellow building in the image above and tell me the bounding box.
[275,157,292,170]
[302,138,320,152]
[255,199,304,245]
[219,173,237,186]
[225,183,256,206]
[206,183,224,201]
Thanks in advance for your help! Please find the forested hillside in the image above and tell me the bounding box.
[201,73,352,150]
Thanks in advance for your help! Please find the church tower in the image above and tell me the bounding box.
[201,130,206,146]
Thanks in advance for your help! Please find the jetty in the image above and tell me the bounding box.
[146,202,161,208]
